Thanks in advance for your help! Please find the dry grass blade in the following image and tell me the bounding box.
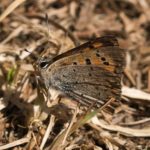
[91,117,150,137]
[1,26,24,44]
[40,115,55,150]
[122,86,150,101]
[120,118,150,126]
[0,0,26,22]
[0,137,30,150]
[1,0,150,149]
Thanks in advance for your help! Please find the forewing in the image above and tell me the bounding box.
[46,36,120,67]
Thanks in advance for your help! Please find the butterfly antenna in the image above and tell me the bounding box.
[45,13,51,38]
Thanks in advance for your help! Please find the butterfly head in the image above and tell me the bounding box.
[37,56,52,70]
[36,56,54,88]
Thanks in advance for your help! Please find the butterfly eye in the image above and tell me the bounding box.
[39,60,49,69]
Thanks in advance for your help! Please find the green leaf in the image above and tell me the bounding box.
[7,67,16,84]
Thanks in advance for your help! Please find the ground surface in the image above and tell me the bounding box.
[0,0,150,150]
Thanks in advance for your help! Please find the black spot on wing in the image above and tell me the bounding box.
[85,58,91,65]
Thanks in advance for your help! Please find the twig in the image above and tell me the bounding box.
[124,68,136,86]
[40,115,55,150]
[0,137,30,150]
[122,86,150,102]
[148,68,150,92]
[120,118,150,126]
[0,0,26,22]
[62,107,78,145]
[91,117,150,137]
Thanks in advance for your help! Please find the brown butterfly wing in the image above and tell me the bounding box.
[40,36,125,108]
[45,36,125,75]
[49,35,119,64]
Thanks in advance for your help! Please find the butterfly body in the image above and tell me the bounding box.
[38,36,125,108]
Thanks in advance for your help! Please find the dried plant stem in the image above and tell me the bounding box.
[40,115,55,150]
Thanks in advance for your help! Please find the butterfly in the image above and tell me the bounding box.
[37,36,125,108]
